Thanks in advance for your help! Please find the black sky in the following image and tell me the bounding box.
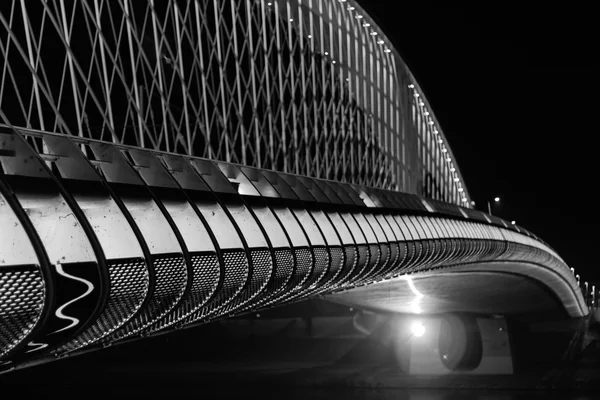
[358,1,599,279]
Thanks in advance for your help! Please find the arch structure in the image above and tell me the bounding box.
[0,0,588,373]
[0,0,468,205]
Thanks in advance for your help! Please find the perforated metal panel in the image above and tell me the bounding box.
[242,248,294,312]
[218,250,273,316]
[0,266,44,358]
[178,250,249,326]
[102,255,187,343]
[144,252,220,334]
[307,247,345,295]
[55,258,148,354]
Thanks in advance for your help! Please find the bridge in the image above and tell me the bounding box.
[0,0,592,376]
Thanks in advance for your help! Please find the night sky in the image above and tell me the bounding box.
[358,1,599,280]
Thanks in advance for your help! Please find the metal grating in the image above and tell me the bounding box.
[337,246,358,287]
[102,255,187,343]
[240,248,294,313]
[55,258,148,355]
[177,250,249,327]
[144,252,220,335]
[0,266,44,358]
[218,249,273,316]
[308,247,345,295]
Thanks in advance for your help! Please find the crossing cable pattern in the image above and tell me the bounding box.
[0,0,469,206]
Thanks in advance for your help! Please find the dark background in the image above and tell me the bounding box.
[358,1,599,280]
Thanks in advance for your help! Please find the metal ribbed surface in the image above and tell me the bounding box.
[308,247,345,295]
[241,249,294,312]
[337,246,358,287]
[55,258,148,354]
[102,255,187,343]
[144,253,220,335]
[178,250,249,326]
[0,266,44,358]
[219,250,273,316]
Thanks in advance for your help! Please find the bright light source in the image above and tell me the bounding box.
[458,188,464,192]
[408,84,414,88]
[471,201,476,206]
[494,197,500,202]
[511,221,516,225]
[411,321,426,337]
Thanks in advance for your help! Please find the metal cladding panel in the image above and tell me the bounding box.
[261,171,299,200]
[375,214,397,242]
[160,198,216,253]
[350,184,382,208]
[364,214,387,243]
[125,149,180,189]
[384,214,407,242]
[340,213,367,245]
[395,216,416,241]
[0,134,98,265]
[326,181,364,207]
[353,213,378,243]
[271,207,309,247]
[279,174,316,202]
[248,204,290,248]
[326,212,354,245]
[188,160,237,195]
[0,192,45,359]
[223,201,269,248]
[310,210,341,247]
[68,188,145,261]
[292,208,326,246]
[0,130,46,179]
[192,198,244,250]
[0,192,39,266]
[240,167,281,199]
[37,134,102,182]
[32,135,145,260]
[160,155,211,192]
[313,180,344,205]
[296,177,332,204]
[85,143,144,186]
[118,194,182,255]
[216,163,261,197]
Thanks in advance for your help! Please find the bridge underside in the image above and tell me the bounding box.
[0,127,587,373]
[328,263,569,317]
